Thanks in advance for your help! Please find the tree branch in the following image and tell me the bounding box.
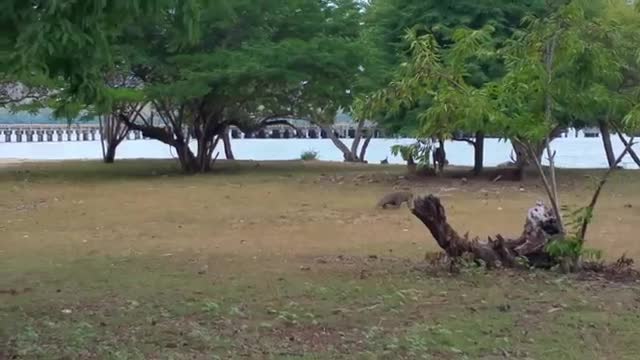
[119,113,175,146]
[545,137,561,230]
[351,118,366,155]
[516,138,565,235]
[0,81,50,107]
[611,122,640,167]
[359,133,373,161]
[578,137,635,241]
[98,115,106,159]
[452,137,476,146]
[317,122,356,161]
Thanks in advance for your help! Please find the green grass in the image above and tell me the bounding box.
[0,159,402,184]
[3,255,639,359]
[2,159,640,359]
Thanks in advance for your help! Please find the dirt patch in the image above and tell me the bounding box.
[263,325,365,355]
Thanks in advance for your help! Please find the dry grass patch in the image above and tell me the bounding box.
[1,160,640,359]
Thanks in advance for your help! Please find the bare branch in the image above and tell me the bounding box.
[611,122,640,167]
[359,133,373,161]
[350,118,366,155]
[530,32,565,235]
[616,132,640,167]
[578,137,636,241]
[546,140,560,228]
[0,81,50,107]
[317,122,357,161]
[452,137,476,146]
[515,138,565,235]
[119,113,176,146]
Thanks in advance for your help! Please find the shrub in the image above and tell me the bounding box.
[300,150,319,161]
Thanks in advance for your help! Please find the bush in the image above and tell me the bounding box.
[391,140,434,174]
[300,150,319,161]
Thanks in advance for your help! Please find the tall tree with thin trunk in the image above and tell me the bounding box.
[359,0,548,174]
[598,119,616,167]
[363,26,500,176]
[552,0,640,168]
[404,0,640,269]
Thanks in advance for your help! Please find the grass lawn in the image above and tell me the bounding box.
[1,159,640,359]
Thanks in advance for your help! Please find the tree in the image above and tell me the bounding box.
[360,0,547,174]
[113,0,367,172]
[364,26,499,174]
[0,1,200,165]
[552,0,640,168]
[312,111,374,163]
[97,92,146,164]
[0,0,199,105]
[386,0,640,270]
[489,0,640,265]
[289,2,378,163]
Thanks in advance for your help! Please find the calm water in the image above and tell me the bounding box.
[1,137,639,169]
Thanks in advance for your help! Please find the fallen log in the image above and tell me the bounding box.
[410,195,560,268]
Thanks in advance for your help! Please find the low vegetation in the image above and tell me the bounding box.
[300,150,319,161]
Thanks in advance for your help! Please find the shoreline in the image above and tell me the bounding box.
[1,157,639,171]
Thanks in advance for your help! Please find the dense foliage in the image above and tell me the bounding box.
[1,0,639,174]
[0,0,199,104]
[110,0,369,172]
[360,0,640,173]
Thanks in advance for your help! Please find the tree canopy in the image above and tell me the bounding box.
[0,0,199,104]
[2,0,640,174]
[106,0,369,172]
[359,0,549,166]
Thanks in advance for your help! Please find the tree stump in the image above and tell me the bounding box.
[411,195,559,268]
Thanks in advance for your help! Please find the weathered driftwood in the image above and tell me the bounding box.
[410,195,560,268]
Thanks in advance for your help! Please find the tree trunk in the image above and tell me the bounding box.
[103,142,118,164]
[511,139,547,181]
[350,118,366,155]
[175,143,198,174]
[193,131,222,173]
[512,140,541,169]
[359,134,373,162]
[99,115,107,160]
[511,126,564,174]
[320,124,359,162]
[578,139,634,241]
[406,156,417,174]
[196,136,212,172]
[473,131,485,175]
[411,195,559,269]
[99,113,129,164]
[222,127,235,160]
[598,120,616,168]
[433,137,446,174]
